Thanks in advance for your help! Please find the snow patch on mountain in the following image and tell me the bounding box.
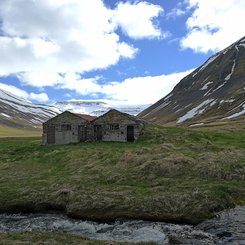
[225,102,245,119]
[200,81,213,90]
[177,99,214,123]
[199,54,220,72]
[220,99,235,103]
[189,123,204,127]
[204,82,226,96]
[1,113,11,118]
[163,93,173,101]
[225,46,239,81]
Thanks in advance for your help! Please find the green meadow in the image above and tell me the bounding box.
[0,124,244,227]
[0,125,41,137]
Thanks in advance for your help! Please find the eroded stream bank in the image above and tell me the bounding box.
[0,206,244,244]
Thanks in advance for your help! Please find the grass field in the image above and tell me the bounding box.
[0,124,244,228]
[0,125,41,137]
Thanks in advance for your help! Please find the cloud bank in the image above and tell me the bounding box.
[0,0,163,86]
[181,0,245,53]
[56,70,193,105]
[1,68,192,105]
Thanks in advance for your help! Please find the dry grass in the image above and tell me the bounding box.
[188,118,245,132]
[0,125,41,137]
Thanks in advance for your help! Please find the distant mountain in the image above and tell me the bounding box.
[139,36,245,125]
[0,89,60,129]
[55,100,149,116]
[0,88,148,131]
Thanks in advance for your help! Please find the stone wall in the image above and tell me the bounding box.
[91,109,144,142]
[43,111,87,145]
[43,110,145,144]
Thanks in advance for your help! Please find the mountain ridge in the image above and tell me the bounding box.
[0,89,149,131]
[139,36,245,125]
[0,88,60,129]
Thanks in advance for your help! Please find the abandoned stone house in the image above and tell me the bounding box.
[43,109,144,145]
[92,109,144,142]
[42,111,96,145]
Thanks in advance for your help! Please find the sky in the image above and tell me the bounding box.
[0,0,245,106]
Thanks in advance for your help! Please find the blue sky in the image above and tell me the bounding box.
[0,0,244,105]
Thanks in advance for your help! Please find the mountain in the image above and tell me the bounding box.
[0,88,148,131]
[0,89,60,129]
[139,36,245,125]
[55,100,149,116]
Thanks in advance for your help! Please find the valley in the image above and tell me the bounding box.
[0,35,244,244]
[0,1,244,243]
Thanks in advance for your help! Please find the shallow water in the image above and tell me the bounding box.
[0,206,244,244]
[196,206,245,244]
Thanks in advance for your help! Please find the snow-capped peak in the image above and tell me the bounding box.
[55,100,149,116]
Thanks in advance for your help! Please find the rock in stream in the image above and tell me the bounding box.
[0,206,244,244]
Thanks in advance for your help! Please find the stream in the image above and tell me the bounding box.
[0,206,244,244]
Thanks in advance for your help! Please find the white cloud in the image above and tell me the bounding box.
[112,1,164,39]
[0,0,163,86]
[29,92,49,103]
[181,0,245,53]
[101,70,193,105]
[118,42,138,58]
[0,82,49,103]
[59,73,102,96]
[166,7,186,19]
[0,82,29,100]
[1,66,192,105]
[55,70,193,105]
[17,72,63,87]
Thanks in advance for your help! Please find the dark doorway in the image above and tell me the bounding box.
[127,126,134,142]
[79,125,87,141]
[47,125,55,144]
[94,125,102,140]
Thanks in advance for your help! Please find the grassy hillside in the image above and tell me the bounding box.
[0,125,41,137]
[0,125,244,226]
[188,118,245,132]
